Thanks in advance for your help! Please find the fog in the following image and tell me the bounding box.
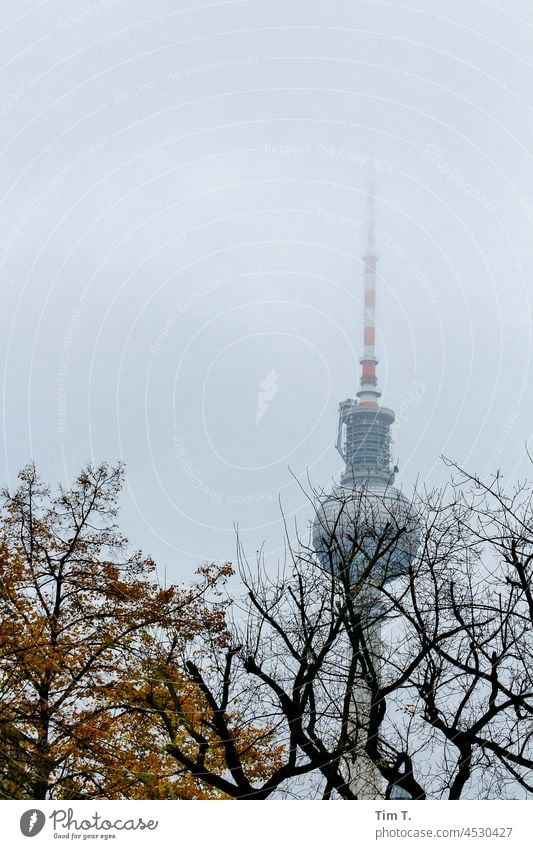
[1,0,531,580]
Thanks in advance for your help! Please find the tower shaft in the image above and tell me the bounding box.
[345,607,383,799]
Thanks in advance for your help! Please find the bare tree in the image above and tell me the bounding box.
[382,463,533,799]
[140,465,532,799]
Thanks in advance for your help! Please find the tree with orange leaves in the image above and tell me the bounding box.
[0,462,280,799]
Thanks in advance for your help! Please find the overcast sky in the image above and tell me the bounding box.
[1,0,532,582]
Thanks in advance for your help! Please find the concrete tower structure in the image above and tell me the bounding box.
[312,187,419,799]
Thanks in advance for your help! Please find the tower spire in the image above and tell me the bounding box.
[357,183,380,409]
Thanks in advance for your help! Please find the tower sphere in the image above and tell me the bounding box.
[312,480,419,587]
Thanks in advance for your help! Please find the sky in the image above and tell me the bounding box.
[0,0,532,583]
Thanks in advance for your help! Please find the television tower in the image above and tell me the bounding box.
[313,186,419,799]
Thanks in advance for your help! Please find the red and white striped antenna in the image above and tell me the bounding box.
[357,182,381,410]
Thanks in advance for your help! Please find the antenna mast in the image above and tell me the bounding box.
[357,182,380,409]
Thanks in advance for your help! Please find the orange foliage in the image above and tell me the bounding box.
[0,464,282,799]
